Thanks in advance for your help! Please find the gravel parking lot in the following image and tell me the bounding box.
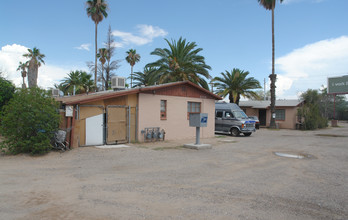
[1,123,347,220]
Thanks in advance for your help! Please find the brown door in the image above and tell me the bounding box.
[107,106,128,144]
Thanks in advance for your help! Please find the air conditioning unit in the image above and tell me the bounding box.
[52,89,60,97]
[111,76,126,89]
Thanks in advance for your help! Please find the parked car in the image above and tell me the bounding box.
[248,116,260,129]
[215,103,256,136]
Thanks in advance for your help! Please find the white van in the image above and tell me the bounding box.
[215,103,256,136]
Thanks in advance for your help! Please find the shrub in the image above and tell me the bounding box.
[0,76,15,111]
[298,103,328,130]
[0,88,60,155]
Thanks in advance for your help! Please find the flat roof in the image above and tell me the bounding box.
[239,100,303,109]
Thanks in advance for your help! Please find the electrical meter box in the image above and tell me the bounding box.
[189,113,208,127]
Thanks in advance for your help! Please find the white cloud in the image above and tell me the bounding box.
[0,44,28,83]
[112,24,168,47]
[0,44,83,89]
[274,36,348,98]
[74,43,91,51]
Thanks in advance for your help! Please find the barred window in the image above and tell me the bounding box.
[275,109,285,120]
[160,100,167,120]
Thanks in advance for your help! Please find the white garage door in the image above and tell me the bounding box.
[85,114,104,146]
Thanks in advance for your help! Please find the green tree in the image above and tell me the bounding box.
[147,37,211,90]
[86,0,108,91]
[258,0,283,128]
[0,88,60,155]
[212,68,261,105]
[298,89,328,130]
[125,49,140,88]
[104,25,120,90]
[132,67,159,87]
[80,71,95,94]
[0,76,15,111]
[60,70,94,95]
[17,61,29,89]
[97,48,108,90]
[23,47,45,88]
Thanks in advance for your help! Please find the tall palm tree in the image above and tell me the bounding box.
[258,0,283,128]
[97,48,108,90]
[132,67,159,88]
[17,61,28,88]
[212,68,261,105]
[23,47,45,88]
[86,0,108,91]
[146,37,211,90]
[125,49,140,88]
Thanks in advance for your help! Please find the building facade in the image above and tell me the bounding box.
[239,100,303,129]
[56,81,221,148]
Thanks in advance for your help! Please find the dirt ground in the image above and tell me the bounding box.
[1,123,347,220]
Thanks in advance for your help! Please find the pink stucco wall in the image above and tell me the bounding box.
[138,93,216,141]
[244,107,299,129]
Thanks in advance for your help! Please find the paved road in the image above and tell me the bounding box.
[1,123,347,219]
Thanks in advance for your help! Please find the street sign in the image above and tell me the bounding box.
[328,75,348,94]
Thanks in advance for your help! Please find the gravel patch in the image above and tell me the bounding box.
[1,124,347,219]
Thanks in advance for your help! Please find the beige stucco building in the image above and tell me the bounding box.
[56,81,221,148]
[239,100,304,129]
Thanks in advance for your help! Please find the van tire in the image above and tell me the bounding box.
[244,132,252,137]
[231,128,240,137]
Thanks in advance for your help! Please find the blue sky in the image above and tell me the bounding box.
[1,0,348,99]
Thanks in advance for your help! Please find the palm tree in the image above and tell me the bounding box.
[97,48,108,90]
[125,49,140,88]
[17,61,28,88]
[146,37,211,90]
[80,71,95,94]
[23,47,45,88]
[60,70,83,95]
[258,0,283,128]
[132,67,159,87]
[212,68,261,105]
[86,0,108,91]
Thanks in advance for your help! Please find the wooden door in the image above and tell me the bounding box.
[107,106,127,144]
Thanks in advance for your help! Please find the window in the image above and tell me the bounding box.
[160,100,167,120]
[187,102,201,119]
[275,109,285,120]
[216,111,223,118]
[224,111,234,118]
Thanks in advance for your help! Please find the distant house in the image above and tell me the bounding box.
[56,81,221,148]
[239,100,304,129]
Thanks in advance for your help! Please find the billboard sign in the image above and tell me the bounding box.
[328,75,348,94]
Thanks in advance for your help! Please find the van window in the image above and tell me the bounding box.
[233,111,248,119]
[224,111,234,118]
[216,111,223,118]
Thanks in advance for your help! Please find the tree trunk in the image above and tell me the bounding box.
[236,94,240,106]
[94,22,98,92]
[229,91,234,103]
[22,71,26,89]
[105,60,109,90]
[130,65,133,88]
[269,2,277,129]
[27,59,38,88]
[101,65,105,91]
